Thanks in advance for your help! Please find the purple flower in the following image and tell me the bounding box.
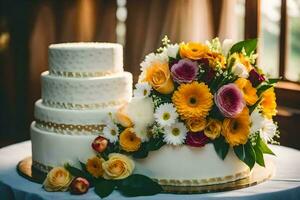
[215,84,245,118]
[171,59,198,83]
[249,69,265,87]
[186,132,209,147]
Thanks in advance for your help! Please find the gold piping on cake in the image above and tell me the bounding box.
[35,119,104,135]
[49,69,120,78]
[42,99,127,109]
[32,160,53,173]
[153,169,250,187]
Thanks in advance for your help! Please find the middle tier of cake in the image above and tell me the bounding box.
[41,71,132,109]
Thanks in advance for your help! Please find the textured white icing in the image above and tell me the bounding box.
[34,99,118,125]
[49,42,123,74]
[41,71,132,108]
[134,144,250,183]
[31,122,97,169]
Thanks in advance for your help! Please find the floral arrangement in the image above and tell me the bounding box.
[42,36,280,198]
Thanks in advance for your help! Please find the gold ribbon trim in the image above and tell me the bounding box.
[42,99,126,110]
[49,69,120,78]
[35,119,104,135]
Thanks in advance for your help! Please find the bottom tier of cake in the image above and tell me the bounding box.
[31,121,250,186]
[31,122,96,172]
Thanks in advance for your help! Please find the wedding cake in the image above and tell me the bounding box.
[31,43,132,172]
[27,38,277,197]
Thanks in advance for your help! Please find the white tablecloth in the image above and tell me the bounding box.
[0,141,299,200]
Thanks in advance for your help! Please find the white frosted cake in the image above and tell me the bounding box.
[31,43,132,172]
[27,38,277,196]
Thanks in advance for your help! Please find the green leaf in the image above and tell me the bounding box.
[253,143,265,167]
[257,136,275,155]
[212,136,229,160]
[229,39,258,56]
[267,78,281,84]
[118,174,162,197]
[132,143,149,159]
[233,142,256,170]
[249,98,262,114]
[147,135,165,151]
[257,84,273,96]
[94,179,116,198]
[64,163,87,178]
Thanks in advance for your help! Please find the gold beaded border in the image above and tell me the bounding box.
[154,169,250,187]
[32,160,53,173]
[32,159,250,187]
[42,99,127,110]
[49,69,121,78]
[35,119,104,135]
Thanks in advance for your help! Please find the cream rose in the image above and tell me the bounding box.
[102,153,134,180]
[43,167,73,192]
[204,119,222,140]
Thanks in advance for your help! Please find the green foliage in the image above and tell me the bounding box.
[257,136,275,155]
[253,143,265,167]
[257,84,273,97]
[229,39,258,56]
[150,90,172,108]
[64,163,94,183]
[133,135,165,159]
[267,78,281,85]
[249,98,262,114]
[101,142,121,160]
[94,179,116,198]
[233,142,256,170]
[118,174,162,197]
[213,136,229,160]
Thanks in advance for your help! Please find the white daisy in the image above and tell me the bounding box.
[133,82,152,98]
[250,109,264,135]
[103,123,119,143]
[163,122,188,145]
[154,103,178,127]
[260,119,277,143]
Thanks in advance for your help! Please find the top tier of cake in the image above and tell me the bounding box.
[48,43,123,77]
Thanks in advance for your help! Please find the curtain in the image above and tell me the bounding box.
[0,0,117,145]
[125,0,214,82]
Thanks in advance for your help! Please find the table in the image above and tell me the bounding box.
[0,141,299,200]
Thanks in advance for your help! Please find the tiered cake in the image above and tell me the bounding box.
[31,43,132,172]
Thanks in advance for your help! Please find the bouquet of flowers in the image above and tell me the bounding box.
[108,36,279,168]
[44,37,279,198]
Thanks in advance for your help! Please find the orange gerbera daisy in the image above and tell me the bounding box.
[222,107,250,146]
[86,156,105,178]
[235,78,258,106]
[261,87,277,119]
[172,82,213,120]
[119,128,142,152]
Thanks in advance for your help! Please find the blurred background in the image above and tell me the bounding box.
[0,0,299,149]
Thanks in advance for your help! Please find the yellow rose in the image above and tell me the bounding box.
[204,119,222,140]
[179,42,210,60]
[119,128,142,152]
[145,62,174,94]
[102,153,134,180]
[186,118,206,132]
[86,156,105,178]
[43,167,73,192]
